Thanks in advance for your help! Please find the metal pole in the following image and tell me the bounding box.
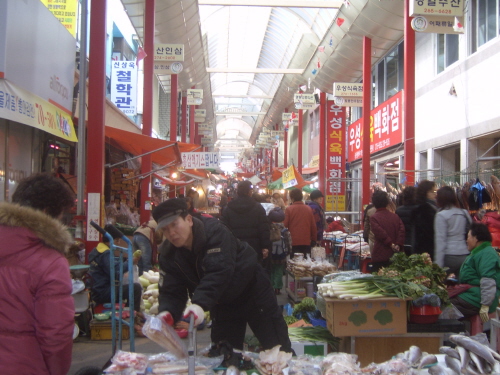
[76,0,88,241]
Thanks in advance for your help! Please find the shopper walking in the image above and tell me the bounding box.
[369,190,406,273]
[153,198,292,352]
[0,173,75,375]
[269,208,292,295]
[307,189,326,242]
[284,188,317,256]
[221,180,271,272]
[271,192,286,210]
[411,180,438,259]
[434,186,472,278]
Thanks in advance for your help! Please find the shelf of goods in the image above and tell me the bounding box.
[285,269,314,303]
[110,168,138,208]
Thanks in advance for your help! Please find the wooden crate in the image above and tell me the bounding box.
[90,319,129,341]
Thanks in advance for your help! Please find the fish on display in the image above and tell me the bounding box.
[439,346,460,360]
[444,355,461,374]
[450,334,497,367]
[418,354,438,369]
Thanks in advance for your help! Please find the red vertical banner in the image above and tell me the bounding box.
[325,101,346,212]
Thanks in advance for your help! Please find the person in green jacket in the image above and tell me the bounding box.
[451,222,500,323]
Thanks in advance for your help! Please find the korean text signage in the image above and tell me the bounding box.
[0,79,77,142]
[333,82,363,97]
[282,113,298,126]
[411,15,464,34]
[154,62,184,75]
[187,89,203,105]
[154,44,184,61]
[181,152,219,169]
[111,61,138,116]
[40,0,78,37]
[409,0,463,17]
[347,91,403,162]
[325,101,346,211]
[282,165,297,189]
[293,94,316,110]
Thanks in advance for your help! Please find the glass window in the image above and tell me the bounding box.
[385,49,398,99]
[474,0,499,50]
[7,124,33,201]
[437,34,459,73]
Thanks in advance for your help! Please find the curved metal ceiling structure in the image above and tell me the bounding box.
[121,0,405,159]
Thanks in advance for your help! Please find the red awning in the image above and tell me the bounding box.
[236,172,254,178]
[105,126,199,166]
[154,174,195,186]
[181,169,209,179]
[271,168,284,182]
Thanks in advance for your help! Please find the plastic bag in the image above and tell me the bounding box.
[289,355,323,375]
[142,314,188,358]
[104,350,148,374]
[439,304,464,320]
[123,265,140,286]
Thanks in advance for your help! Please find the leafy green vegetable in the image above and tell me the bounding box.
[348,310,367,326]
[374,309,393,325]
[288,326,340,351]
[292,297,317,322]
[284,316,298,325]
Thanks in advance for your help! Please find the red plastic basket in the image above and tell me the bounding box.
[409,305,442,324]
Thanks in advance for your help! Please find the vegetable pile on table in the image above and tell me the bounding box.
[139,270,160,314]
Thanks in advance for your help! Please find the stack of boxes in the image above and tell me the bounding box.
[110,168,138,208]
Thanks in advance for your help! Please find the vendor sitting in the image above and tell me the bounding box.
[326,216,345,233]
[450,222,500,322]
[89,224,142,315]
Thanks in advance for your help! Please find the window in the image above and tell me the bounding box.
[437,34,459,73]
[471,0,500,53]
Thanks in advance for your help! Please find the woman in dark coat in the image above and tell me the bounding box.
[395,186,417,253]
[411,180,438,259]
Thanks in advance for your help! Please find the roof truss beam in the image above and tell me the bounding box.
[207,68,303,74]
[199,0,343,8]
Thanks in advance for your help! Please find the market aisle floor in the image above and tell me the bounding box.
[69,287,290,374]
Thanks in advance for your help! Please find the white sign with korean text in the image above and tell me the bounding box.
[293,94,315,104]
[333,82,363,97]
[154,44,184,61]
[111,61,138,116]
[409,0,463,17]
[181,152,219,169]
[187,89,203,105]
[200,138,212,145]
[411,15,464,34]
[334,97,363,107]
[153,62,184,75]
[195,109,206,117]
[198,123,213,131]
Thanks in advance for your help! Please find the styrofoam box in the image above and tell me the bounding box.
[291,340,328,356]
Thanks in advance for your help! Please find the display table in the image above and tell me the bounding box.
[337,319,464,367]
[285,270,313,302]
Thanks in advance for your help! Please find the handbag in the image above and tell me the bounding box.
[447,283,474,298]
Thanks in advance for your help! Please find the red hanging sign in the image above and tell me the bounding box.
[326,101,346,211]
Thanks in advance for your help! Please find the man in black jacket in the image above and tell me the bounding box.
[221,180,271,273]
[153,198,292,352]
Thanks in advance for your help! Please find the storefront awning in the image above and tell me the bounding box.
[105,126,199,166]
[301,167,319,175]
[154,173,195,186]
[180,169,209,180]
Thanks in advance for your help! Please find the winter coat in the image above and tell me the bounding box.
[221,195,271,257]
[395,204,417,246]
[480,211,500,247]
[284,201,317,246]
[306,200,326,241]
[88,243,130,305]
[458,241,500,313]
[411,200,438,258]
[370,208,406,263]
[434,207,472,268]
[0,202,74,375]
[158,216,258,322]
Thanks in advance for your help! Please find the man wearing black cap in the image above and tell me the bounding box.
[153,198,292,353]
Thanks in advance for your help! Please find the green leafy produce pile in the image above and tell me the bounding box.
[377,252,449,306]
[292,297,317,323]
[287,326,340,351]
[284,316,298,325]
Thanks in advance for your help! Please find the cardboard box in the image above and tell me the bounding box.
[325,297,407,336]
[90,319,130,341]
[291,341,328,356]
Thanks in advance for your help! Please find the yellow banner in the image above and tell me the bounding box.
[326,195,346,211]
[40,0,78,37]
[0,79,78,142]
[282,165,297,189]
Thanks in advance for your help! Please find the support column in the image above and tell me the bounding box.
[284,130,288,169]
[319,92,326,205]
[275,123,279,168]
[362,36,372,206]
[189,86,195,143]
[169,75,178,198]
[86,0,107,257]
[298,109,303,174]
[139,0,155,223]
[181,94,187,143]
[404,0,416,186]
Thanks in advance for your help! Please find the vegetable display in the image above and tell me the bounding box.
[139,270,160,314]
[287,326,340,352]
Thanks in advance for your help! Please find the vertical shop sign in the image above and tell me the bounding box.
[282,165,297,189]
[347,90,403,162]
[326,101,346,212]
[111,61,138,116]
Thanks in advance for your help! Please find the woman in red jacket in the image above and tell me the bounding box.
[0,174,75,375]
[284,188,317,256]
